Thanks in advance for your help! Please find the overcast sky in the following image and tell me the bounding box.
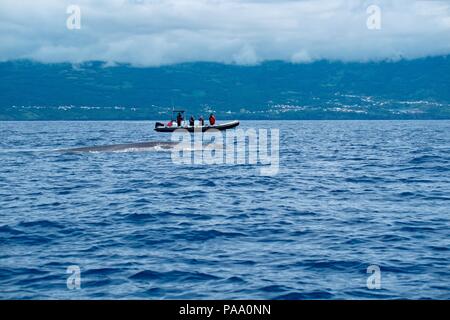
[1,0,450,66]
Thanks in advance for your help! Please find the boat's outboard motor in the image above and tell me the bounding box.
[155,122,164,128]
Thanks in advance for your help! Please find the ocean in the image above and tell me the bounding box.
[0,120,449,299]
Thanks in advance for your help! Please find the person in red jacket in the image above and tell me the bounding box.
[209,113,216,126]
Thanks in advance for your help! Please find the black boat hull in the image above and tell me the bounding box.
[154,121,240,133]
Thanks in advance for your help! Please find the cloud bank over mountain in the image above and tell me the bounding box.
[1,0,450,66]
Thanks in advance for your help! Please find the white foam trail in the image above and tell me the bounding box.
[0,148,50,153]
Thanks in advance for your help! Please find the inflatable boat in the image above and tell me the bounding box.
[155,109,239,132]
[155,120,240,132]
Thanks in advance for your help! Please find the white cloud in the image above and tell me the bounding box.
[0,0,449,66]
[233,45,260,65]
[291,49,313,63]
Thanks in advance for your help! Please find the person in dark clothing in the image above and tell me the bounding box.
[209,113,216,126]
[198,116,204,126]
[189,115,195,126]
[176,112,183,126]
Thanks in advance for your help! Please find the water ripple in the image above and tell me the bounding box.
[1,120,449,299]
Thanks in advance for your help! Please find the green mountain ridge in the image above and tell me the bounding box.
[1,57,450,120]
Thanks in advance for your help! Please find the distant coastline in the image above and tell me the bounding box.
[1,57,449,121]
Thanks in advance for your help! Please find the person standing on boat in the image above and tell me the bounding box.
[209,113,216,126]
[198,116,204,126]
[189,115,195,126]
[176,112,183,127]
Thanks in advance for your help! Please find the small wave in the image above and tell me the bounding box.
[226,276,246,283]
[0,225,23,235]
[181,229,246,241]
[409,154,444,164]
[259,285,292,293]
[124,213,156,222]
[83,268,122,276]
[342,289,396,299]
[130,270,220,282]
[376,234,410,242]
[287,210,317,216]
[273,291,334,300]
[14,274,60,287]
[200,180,217,187]
[291,259,365,272]
[82,278,114,288]
[428,245,450,252]
[18,220,65,230]
[345,176,386,183]
[398,225,436,233]
[0,268,49,282]
[7,234,54,245]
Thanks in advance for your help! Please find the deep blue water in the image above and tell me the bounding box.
[0,120,449,299]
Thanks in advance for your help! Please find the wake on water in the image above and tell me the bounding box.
[58,141,177,153]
